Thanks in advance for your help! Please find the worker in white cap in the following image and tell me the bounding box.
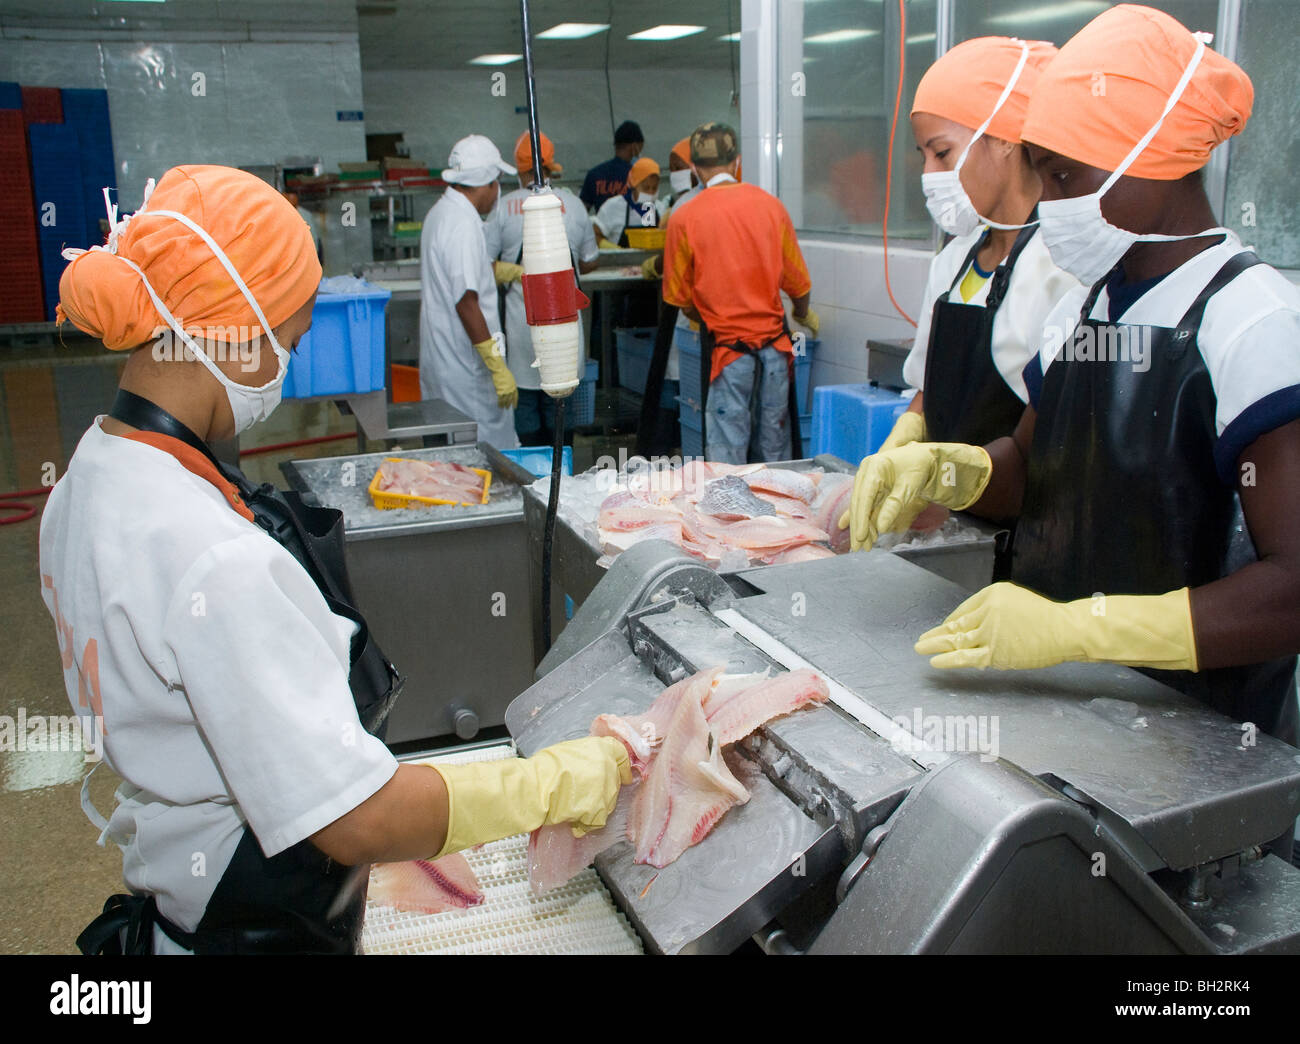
[419,134,520,450]
[485,131,598,446]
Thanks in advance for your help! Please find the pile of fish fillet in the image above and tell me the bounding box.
[527,664,830,895]
[366,665,830,916]
[373,458,487,505]
[597,461,853,566]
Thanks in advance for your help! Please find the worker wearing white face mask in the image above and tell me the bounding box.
[594,156,668,248]
[887,37,1077,461]
[47,166,631,954]
[419,134,521,450]
[842,7,1300,869]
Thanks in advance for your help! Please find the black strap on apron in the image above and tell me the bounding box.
[921,223,1035,446]
[79,393,402,954]
[635,297,681,458]
[698,321,803,461]
[1012,249,1297,743]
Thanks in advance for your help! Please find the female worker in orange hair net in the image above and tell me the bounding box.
[845,6,1300,864]
[45,165,628,954]
[889,36,1076,465]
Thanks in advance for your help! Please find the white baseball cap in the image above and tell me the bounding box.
[441,134,517,186]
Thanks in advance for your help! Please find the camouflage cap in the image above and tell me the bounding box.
[689,122,739,167]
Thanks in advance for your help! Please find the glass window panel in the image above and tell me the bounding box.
[1225,0,1299,269]
[777,0,937,238]
[953,0,1220,46]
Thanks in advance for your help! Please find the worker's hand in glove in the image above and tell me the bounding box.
[432,736,633,856]
[641,255,662,280]
[493,260,525,285]
[793,308,820,336]
[837,441,991,552]
[472,337,518,409]
[914,583,1199,673]
[879,409,927,453]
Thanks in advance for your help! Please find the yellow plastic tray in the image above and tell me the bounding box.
[367,457,492,510]
[625,227,666,250]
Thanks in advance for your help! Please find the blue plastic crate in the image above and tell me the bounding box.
[568,359,598,426]
[677,395,704,458]
[0,82,20,110]
[798,412,812,459]
[615,326,656,393]
[29,124,88,320]
[811,384,910,464]
[283,285,391,398]
[501,445,573,478]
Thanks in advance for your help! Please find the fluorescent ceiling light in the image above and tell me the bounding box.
[987,1,1107,25]
[907,32,937,43]
[805,29,879,44]
[468,54,522,65]
[627,25,707,41]
[537,23,610,40]
[718,31,741,42]
[103,0,166,4]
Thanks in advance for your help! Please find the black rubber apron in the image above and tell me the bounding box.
[699,322,803,461]
[77,391,402,955]
[922,224,1036,446]
[634,298,682,458]
[1012,252,1298,745]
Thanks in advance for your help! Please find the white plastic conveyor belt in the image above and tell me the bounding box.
[361,743,643,955]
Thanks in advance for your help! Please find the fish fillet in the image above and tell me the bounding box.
[810,473,853,554]
[599,521,683,556]
[697,475,777,520]
[527,793,634,896]
[702,667,830,747]
[369,853,484,913]
[695,515,830,553]
[591,666,722,775]
[375,459,486,504]
[626,680,750,868]
[761,543,835,565]
[745,468,819,504]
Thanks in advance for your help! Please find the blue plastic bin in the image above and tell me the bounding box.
[798,413,812,459]
[283,285,391,399]
[811,384,910,463]
[501,445,573,478]
[678,395,704,458]
[615,326,656,393]
[29,124,87,321]
[569,359,599,426]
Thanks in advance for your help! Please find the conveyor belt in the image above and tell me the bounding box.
[362,744,643,955]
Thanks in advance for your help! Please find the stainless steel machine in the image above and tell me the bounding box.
[506,541,1300,954]
[283,444,538,744]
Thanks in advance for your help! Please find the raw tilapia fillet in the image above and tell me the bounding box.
[745,467,819,504]
[627,678,751,868]
[697,475,777,520]
[374,459,487,504]
[527,792,634,895]
[591,667,722,774]
[703,667,830,747]
[369,852,484,914]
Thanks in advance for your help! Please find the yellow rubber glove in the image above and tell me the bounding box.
[433,736,633,857]
[493,260,524,285]
[838,441,991,552]
[914,583,1199,672]
[472,337,518,409]
[879,409,927,453]
[641,255,662,280]
[793,308,820,336]
[597,237,618,250]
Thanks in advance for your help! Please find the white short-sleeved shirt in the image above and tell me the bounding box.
[38,422,397,950]
[419,188,518,449]
[594,193,668,246]
[484,186,598,392]
[902,226,1080,403]
[1027,232,1300,484]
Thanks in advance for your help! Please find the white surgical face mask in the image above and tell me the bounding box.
[669,168,693,194]
[636,191,657,204]
[65,183,294,435]
[921,40,1036,238]
[1037,32,1229,287]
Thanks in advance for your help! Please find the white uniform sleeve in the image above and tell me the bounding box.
[901,250,952,391]
[574,200,599,263]
[162,534,396,858]
[594,196,623,243]
[482,206,503,261]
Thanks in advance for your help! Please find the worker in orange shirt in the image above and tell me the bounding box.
[662,122,819,463]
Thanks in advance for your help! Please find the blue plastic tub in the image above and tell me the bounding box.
[501,445,573,478]
[283,285,392,399]
[615,326,656,393]
[678,395,704,458]
[811,384,910,464]
[568,359,599,426]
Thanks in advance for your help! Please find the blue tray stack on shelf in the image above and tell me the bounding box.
[28,124,87,322]
[0,91,44,323]
[60,89,115,250]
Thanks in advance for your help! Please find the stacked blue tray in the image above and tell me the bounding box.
[28,124,87,321]
[60,89,115,248]
[0,82,20,110]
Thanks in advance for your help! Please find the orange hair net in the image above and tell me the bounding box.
[912,37,1058,144]
[57,165,321,351]
[1021,4,1252,179]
